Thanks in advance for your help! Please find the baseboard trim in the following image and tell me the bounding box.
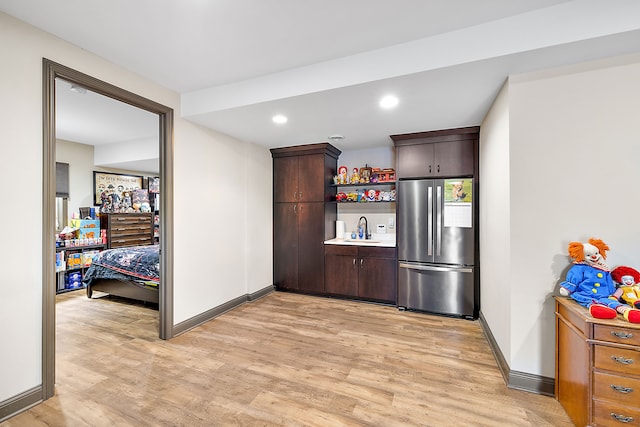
[248,285,275,301]
[173,285,274,336]
[478,311,555,397]
[508,370,555,397]
[0,386,42,423]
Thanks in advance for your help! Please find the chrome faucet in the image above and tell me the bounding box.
[358,216,370,240]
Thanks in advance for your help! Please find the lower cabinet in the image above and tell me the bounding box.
[555,296,640,427]
[274,202,326,293]
[324,245,397,303]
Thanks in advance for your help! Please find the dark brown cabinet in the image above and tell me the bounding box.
[324,245,397,303]
[271,143,340,293]
[100,213,154,249]
[391,127,478,179]
[274,153,327,203]
[324,245,358,296]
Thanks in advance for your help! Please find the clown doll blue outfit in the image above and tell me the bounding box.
[559,238,640,323]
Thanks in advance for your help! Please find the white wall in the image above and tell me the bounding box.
[0,11,272,403]
[56,139,95,218]
[337,146,397,235]
[480,53,640,378]
[479,82,511,363]
[56,139,159,223]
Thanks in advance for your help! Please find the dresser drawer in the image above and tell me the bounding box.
[595,345,640,376]
[596,325,640,346]
[593,399,640,426]
[108,235,153,248]
[594,371,640,408]
[109,223,152,238]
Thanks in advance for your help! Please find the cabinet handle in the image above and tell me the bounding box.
[360,259,363,267]
[429,165,432,174]
[610,413,634,423]
[611,331,634,339]
[437,164,440,173]
[293,191,297,201]
[611,384,634,394]
[299,192,302,201]
[293,204,297,214]
[353,258,356,265]
[611,355,634,365]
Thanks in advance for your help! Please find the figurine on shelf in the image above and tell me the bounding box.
[338,166,348,185]
[350,168,360,184]
[360,165,372,183]
[367,189,378,201]
[121,191,132,210]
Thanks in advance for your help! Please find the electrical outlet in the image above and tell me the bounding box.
[388,217,395,229]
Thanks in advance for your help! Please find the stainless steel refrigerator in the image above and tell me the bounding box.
[397,178,478,319]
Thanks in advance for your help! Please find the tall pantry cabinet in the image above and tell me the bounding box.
[271,143,340,293]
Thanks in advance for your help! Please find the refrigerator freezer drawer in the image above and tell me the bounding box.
[398,262,475,318]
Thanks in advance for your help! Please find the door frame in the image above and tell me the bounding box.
[42,59,175,399]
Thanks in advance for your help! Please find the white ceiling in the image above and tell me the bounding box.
[3,0,640,167]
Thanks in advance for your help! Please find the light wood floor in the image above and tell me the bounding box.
[3,291,573,426]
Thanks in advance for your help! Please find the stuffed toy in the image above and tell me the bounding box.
[611,266,640,309]
[559,238,640,323]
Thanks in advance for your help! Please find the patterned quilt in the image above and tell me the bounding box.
[82,245,160,289]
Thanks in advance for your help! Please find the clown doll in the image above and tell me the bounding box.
[559,238,640,323]
[611,265,640,309]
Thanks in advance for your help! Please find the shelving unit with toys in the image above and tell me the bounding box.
[55,243,105,294]
[332,165,396,204]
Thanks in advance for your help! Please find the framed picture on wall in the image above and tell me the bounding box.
[93,171,143,205]
[148,176,160,194]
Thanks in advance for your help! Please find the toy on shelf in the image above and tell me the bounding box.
[612,266,640,309]
[350,168,360,184]
[337,166,348,185]
[559,238,640,323]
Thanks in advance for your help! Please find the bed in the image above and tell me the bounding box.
[83,245,160,304]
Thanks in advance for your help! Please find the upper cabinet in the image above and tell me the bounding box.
[391,126,479,179]
[273,145,340,203]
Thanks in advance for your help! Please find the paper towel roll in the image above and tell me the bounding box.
[336,220,345,239]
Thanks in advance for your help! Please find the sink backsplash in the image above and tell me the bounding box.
[337,211,396,238]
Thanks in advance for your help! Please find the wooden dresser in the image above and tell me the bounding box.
[555,296,640,427]
[100,213,154,249]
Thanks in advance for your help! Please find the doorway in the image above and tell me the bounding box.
[42,59,174,400]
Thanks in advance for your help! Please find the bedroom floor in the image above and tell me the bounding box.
[4,291,572,426]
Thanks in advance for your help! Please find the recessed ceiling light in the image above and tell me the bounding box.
[272,114,288,124]
[379,95,399,109]
[328,134,344,141]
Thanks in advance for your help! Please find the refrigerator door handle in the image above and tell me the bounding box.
[399,262,473,274]
[427,186,433,256]
[436,185,442,256]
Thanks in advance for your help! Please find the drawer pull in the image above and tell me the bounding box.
[611,331,634,339]
[610,413,633,423]
[611,384,634,394]
[611,355,635,365]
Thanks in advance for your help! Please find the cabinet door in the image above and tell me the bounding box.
[396,142,435,179]
[556,314,590,427]
[274,157,299,203]
[433,139,474,176]
[325,246,358,297]
[297,154,326,202]
[358,248,397,303]
[273,203,298,290]
[297,202,325,293]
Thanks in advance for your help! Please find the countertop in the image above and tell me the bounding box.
[324,233,396,248]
